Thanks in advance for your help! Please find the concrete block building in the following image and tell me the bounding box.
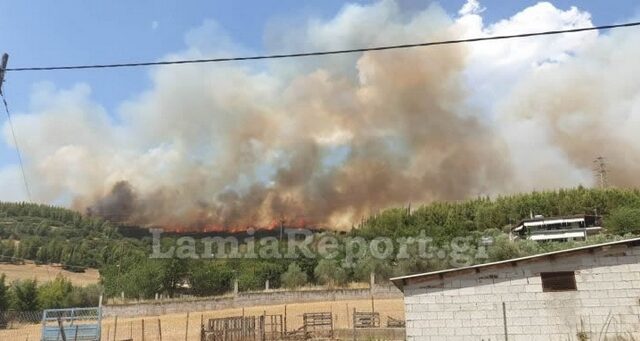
[391,238,640,340]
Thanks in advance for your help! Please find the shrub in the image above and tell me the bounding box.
[188,261,233,296]
[10,279,38,311]
[314,259,348,287]
[605,207,640,235]
[37,275,73,310]
[280,262,308,289]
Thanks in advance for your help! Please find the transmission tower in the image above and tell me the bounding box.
[593,156,609,189]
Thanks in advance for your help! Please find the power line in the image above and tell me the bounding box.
[5,21,640,72]
[1,55,32,201]
[1,93,32,202]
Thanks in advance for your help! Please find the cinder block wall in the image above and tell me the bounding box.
[404,244,640,341]
[104,284,402,317]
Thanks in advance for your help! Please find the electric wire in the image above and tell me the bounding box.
[1,90,32,202]
[4,21,640,72]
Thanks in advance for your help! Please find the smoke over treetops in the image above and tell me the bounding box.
[2,1,640,230]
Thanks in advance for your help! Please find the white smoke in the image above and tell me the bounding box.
[1,1,638,228]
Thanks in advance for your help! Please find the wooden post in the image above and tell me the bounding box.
[157,318,163,341]
[73,325,79,341]
[330,311,334,339]
[58,316,67,341]
[262,311,267,341]
[129,321,133,339]
[346,303,349,329]
[503,302,508,341]
[141,319,145,341]
[113,316,118,341]
[352,308,356,341]
[185,312,190,341]
[284,305,287,334]
[200,314,204,341]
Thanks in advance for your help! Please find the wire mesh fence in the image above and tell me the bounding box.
[0,298,405,340]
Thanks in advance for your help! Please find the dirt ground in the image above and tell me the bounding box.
[0,298,404,340]
[0,262,100,286]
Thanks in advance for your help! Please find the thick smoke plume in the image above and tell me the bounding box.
[2,1,640,229]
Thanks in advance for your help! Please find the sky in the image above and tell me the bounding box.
[1,0,637,165]
[1,1,640,226]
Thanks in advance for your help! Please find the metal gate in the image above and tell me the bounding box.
[41,307,102,341]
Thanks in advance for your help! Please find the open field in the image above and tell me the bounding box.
[0,298,404,340]
[0,262,100,286]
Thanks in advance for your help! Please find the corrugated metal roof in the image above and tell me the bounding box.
[390,236,640,291]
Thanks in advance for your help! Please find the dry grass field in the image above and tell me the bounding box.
[0,298,404,340]
[0,262,100,286]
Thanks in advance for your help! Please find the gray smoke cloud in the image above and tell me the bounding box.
[2,1,639,229]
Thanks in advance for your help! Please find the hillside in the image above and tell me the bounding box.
[0,202,138,269]
[1,187,640,304]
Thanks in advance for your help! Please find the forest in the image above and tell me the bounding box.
[1,186,640,310]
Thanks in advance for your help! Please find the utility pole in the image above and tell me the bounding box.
[0,53,8,95]
[593,156,608,189]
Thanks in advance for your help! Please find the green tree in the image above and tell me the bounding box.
[120,260,164,299]
[160,258,189,298]
[66,284,102,307]
[188,261,233,296]
[280,262,308,289]
[605,207,640,235]
[314,259,348,287]
[10,279,38,311]
[37,275,73,310]
[0,274,8,311]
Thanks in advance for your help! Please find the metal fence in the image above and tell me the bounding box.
[41,307,102,341]
[0,297,405,340]
[0,310,43,328]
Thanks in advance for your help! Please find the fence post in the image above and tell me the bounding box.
[200,314,204,341]
[284,305,287,334]
[113,316,118,341]
[129,321,133,339]
[157,318,163,341]
[502,301,508,341]
[346,303,349,329]
[141,319,145,341]
[74,325,79,341]
[185,312,190,341]
[352,308,356,341]
[263,310,267,341]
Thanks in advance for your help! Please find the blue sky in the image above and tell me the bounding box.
[1,0,640,201]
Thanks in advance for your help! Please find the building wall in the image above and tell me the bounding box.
[104,284,402,317]
[403,244,640,341]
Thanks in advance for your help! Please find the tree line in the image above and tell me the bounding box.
[0,274,100,313]
[2,187,640,304]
